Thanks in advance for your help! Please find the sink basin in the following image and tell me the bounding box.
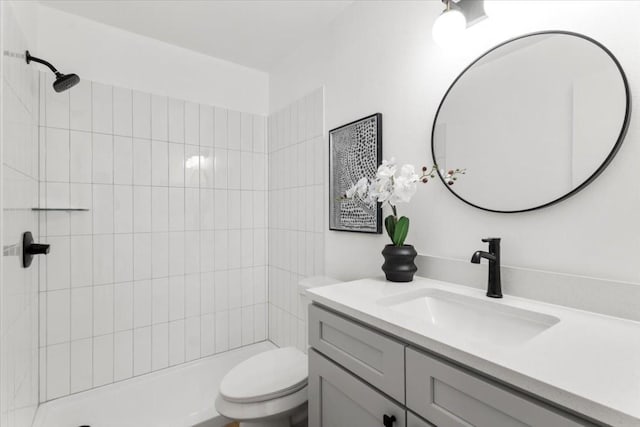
[378,289,559,347]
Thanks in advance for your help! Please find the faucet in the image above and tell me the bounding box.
[471,238,502,298]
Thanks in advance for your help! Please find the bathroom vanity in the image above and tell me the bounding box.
[306,278,640,427]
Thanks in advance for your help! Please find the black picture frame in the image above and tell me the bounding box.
[329,113,383,233]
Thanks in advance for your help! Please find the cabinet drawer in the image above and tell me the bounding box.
[309,304,405,402]
[308,349,405,427]
[406,348,594,427]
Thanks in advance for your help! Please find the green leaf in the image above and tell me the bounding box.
[393,216,410,246]
[384,215,396,243]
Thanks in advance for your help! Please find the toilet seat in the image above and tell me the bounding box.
[219,347,308,404]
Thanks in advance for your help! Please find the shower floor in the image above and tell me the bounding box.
[32,341,276,427]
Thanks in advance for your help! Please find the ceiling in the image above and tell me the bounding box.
[38,0,352,71]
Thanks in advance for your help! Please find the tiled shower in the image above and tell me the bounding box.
[38,76,269,401]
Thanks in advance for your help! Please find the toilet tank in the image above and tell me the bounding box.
[298,276,342,352]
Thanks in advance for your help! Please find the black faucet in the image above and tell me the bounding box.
[471,238,502,298]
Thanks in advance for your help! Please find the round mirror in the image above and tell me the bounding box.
[432,31,630,213]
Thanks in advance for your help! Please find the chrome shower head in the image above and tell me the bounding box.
[25,50,80,92]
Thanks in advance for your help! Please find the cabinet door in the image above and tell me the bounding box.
[406,348,595,427]
[309,304,406,402]
[308,349,406,427]
[408,412,436,427]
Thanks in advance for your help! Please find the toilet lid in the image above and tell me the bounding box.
[219,347,308,404]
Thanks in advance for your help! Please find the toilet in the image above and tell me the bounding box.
[215,276,341,427]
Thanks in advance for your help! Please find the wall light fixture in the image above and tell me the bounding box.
[432,0,488,46]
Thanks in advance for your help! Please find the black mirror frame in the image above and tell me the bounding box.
[431,30,631,214]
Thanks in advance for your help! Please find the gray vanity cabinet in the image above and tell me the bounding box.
[309,304,597,427]
[308,348,406,427]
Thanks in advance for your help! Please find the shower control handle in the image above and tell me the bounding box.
[383,414,396,427]
[22,231,49,268]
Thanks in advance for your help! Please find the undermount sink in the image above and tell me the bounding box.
[378,289,559,347]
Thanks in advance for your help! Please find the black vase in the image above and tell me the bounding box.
[381,244,418,282]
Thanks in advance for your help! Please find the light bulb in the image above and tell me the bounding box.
[483,0,504,20]
[432,7,467,47]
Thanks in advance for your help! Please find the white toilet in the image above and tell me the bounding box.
[215,276,341,427]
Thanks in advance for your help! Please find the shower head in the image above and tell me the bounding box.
[25,50,80,92]
[53,72,80,93]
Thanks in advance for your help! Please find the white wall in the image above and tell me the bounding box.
[269,1,640,285]
[1,1,40,426]
[32,3,269,115]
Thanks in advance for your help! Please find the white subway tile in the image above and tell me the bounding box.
[200,189,214,230]
[114,330,133,381]
[92,133,113,184]
[133,280,152,328]
[70,80,91,131]
[92,235,113,285]
[254,304,266,342]
[70,131,92,183]
[184,102,199,145]
[71,287,92,340]
[93,334,114,386]
[151,141,169,186]
[214,107,227,148]
[214,148,228,189]
[169,320,185,366]
[46,128,70,182]
[70,338,92,393]
[199,105,214,147]
[169,275,185,321]
[213,190,228,230]
[152,323,169,370]
[133,233,152,281]
[201,314,215,357]
[168,232,185,277]
[228,234,242,269]
[241,229,253,268]
[92,83,113,134]
[133,327,152,375]
[168,188,185,231]
[227,150,241,190]
[229,308,242,349]
[215,311,229,353]
[132,91,151,139]
[227,111,241,150]
[214,270,229,312]
[133,186,151,233]
[70,235,92,288]
[185,274,201,318]
[151,187,169,232]
[132,139,151,185]
[184,231,200,274]
[46,78,69,129]
[200,147,214,188]
[113,87,133,137]
[114,234,133,282]
[241,191,253,229]
[114,136,133,185]
[168,98,184,143]
[152,278,169,324]
[114,185,133,234]
[114,281,133,331]
[228,191,241,229]
[200,230,214,272]
[168,143,185,187]
[92,184,114,234]
[241,306,254,345]
[46,343,70,400]
[151,95,168,141]
[185,188,200,231]
[184,144,200,188]
[47,290,70,344]
[201,272,214,315]
[46,236,70,291]
[185,317,201,361]
[93,284,114,336]
[241,113,252,152]
[252,115,266,153]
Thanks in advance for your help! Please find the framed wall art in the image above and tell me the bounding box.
[329,113,382,233]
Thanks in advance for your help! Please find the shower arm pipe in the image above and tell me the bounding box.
[25,51,60,75]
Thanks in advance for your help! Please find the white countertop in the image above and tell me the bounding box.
[307,276,640,427]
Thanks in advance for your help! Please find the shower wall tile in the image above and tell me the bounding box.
[39,78,268,402]
[267,88,325,352]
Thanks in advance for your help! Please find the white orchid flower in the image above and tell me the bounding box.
[377,158,397,178]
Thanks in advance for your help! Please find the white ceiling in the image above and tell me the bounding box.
[38,0,352,71]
